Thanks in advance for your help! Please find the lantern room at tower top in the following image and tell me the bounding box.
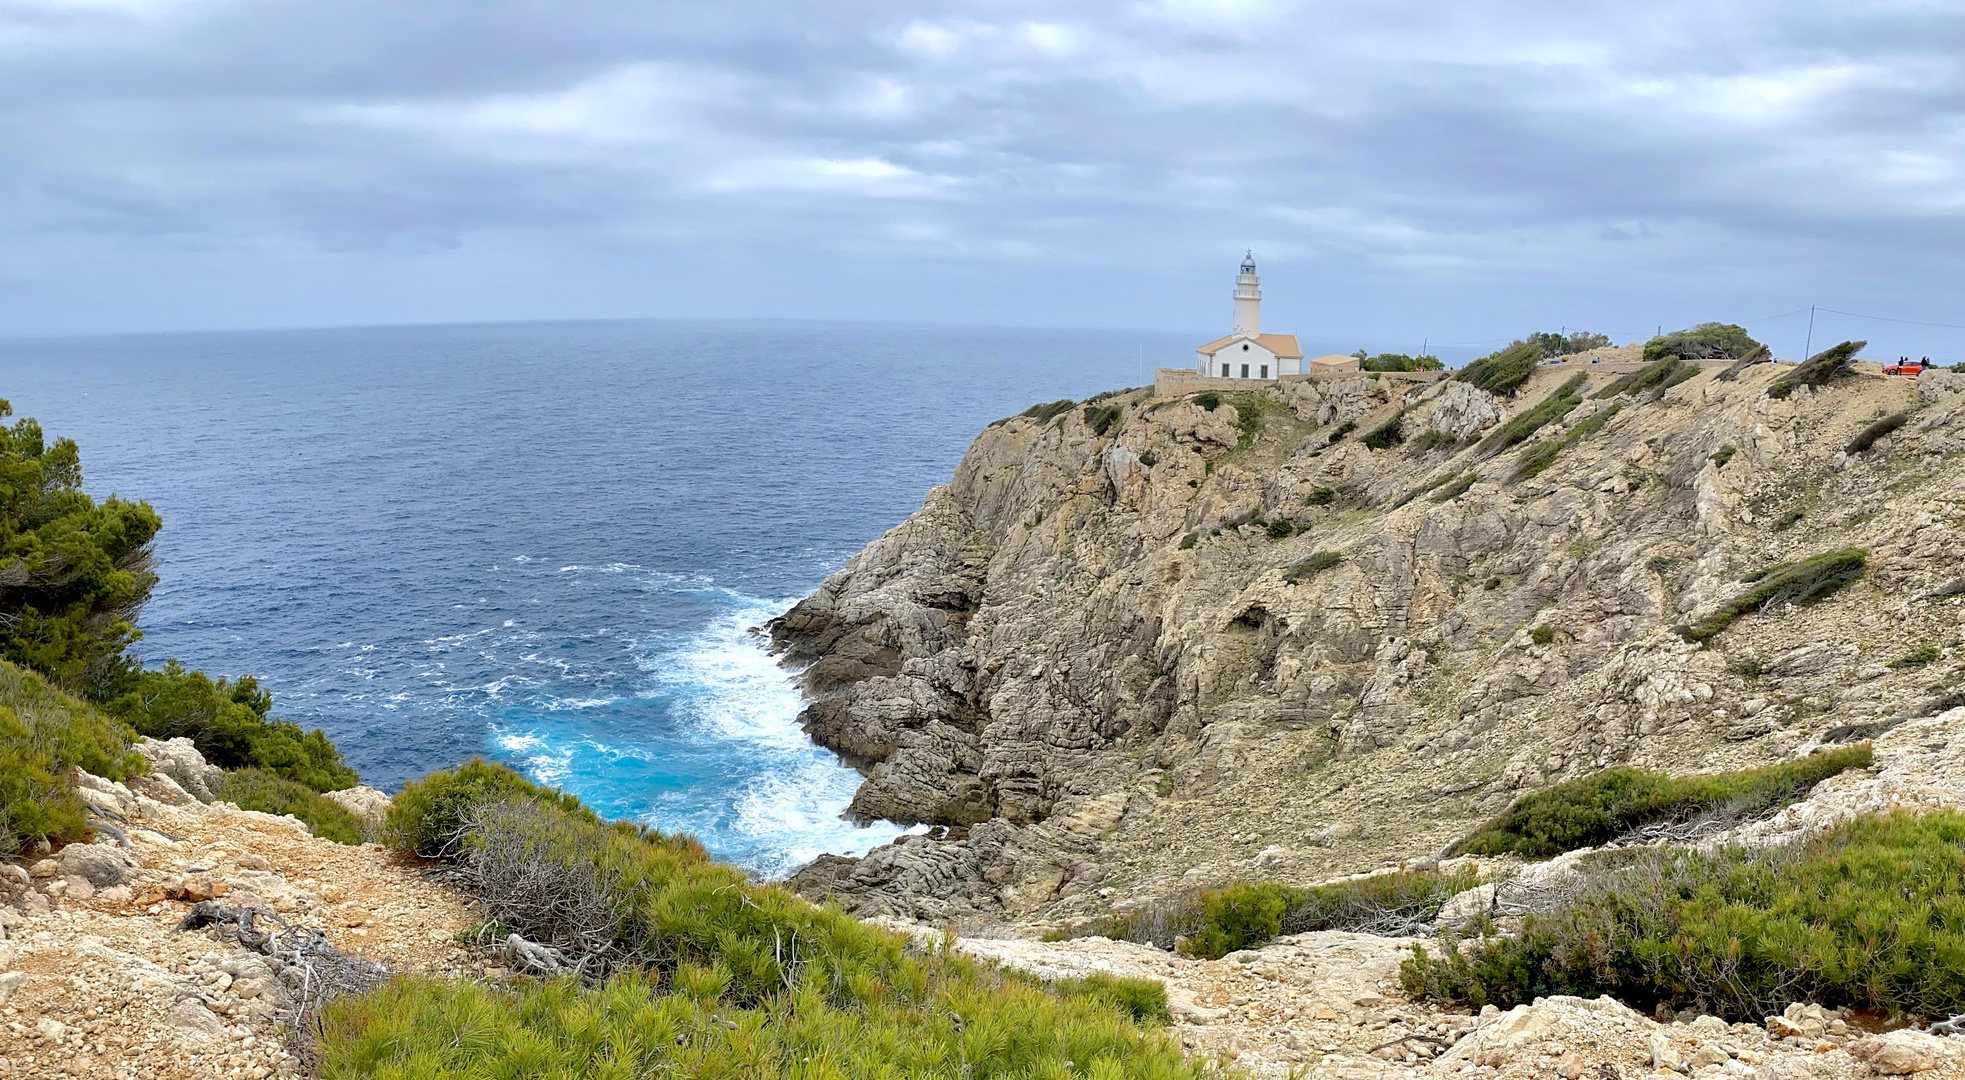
[1192,252,1303,381]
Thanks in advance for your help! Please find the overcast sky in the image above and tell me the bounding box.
[3,0,1961,358]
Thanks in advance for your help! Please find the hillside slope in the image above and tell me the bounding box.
[771,357,1965,927]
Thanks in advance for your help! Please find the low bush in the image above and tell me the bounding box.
[1594,358,1694,400]
[1511,403,1623,482]
[383,757,600,857]
[1709,444,1737,468]
[1304,487,1336,506]
[1845,412,1910,455]
[326,760,1198,1079]
[1477,374,1589,457]
[1430,473,1478,503]
[1194,391,1221,411]
[214,768,366,845]
[1361,409,1405,450]
[1677,548,1867,644]
[1283,552,1343,583]
[1264,518,1296,539]
[1642,323,1761,362]
[1326,421,1356,444]
[1890,643,1940,669]
[1177,531,1198,550]
[101,661,355,792]
[1411,429,1461,452]
[1528,624,1557,646]
[1713,344,1772,381]
[1055,973,1173,1026]
[1016,399,1077,423]
[1450,744,1871,858]
[1082,403,1123,437]
[1455,342,1542,396]
[1768,341,1866,400]
[1176,868,1484,959]
[1406,809,1965,1020]
[0,659,142,854]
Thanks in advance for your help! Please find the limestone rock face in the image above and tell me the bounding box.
[772,363,1965,923]
[135,737,224,802]
[1851,1029,1959,1074]
[58,842,136,888]
[324,786,392,828]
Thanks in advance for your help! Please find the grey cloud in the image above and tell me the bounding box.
[0,0,1959,355]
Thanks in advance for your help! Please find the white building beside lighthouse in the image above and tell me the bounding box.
[1194,252,1303,379]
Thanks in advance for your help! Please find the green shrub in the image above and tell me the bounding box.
[0,400,162,699]
[1484,576,1502,590]
[1326,421,1356,444]
[1055,973,1172,1025]
[1361,409,1405,450]
[0,660,142,854]
[1455,342,1542,395]
[1430,473,1478,503]
[1283,552,1343,583]
[101,661,355,792]
[1012,399,1077,424]
[383,757,600,857]
[1304,487,1336,506]
[1713,344,1772,381]
[1411,429,1461,452]
[1528,624,1557,646]
[1193,391,1221,411]
[1185,883,1292,959]
[1407,809,1965,1020]
[1594,358,1693,400]
[214,768,366,845]
[1845,412,1910,455]
[1677,548,1867,644]
[1264,518,1295,539]
[1231,394,1267,449]
[1178,531,1198,550]
[1642,323,1761,362]
[1450,744,1872,858]
[1768,341,1866,400]
[1082,403,1123,437]
[1525,330,1612,357]
[1179,868,1484,959]
[328,763,1201,1080]
[1890,643,1940,669]
[1476,375,1588,458]
[1709,444,1737,468]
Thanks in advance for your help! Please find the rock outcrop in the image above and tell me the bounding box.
[772,360,1965,924]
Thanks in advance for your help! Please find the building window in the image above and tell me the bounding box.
[1241,364,1249,378]
[1242,343,1249,351]
[1260,365,1269,378]
[1221,363,1230,377]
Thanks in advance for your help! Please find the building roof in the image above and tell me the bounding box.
[1307,354,1359,370]
[1195,333,1303,359]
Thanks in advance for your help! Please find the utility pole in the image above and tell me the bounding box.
[1804,305,1816,360]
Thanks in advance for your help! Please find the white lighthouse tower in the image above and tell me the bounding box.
[1194,252,1302,380]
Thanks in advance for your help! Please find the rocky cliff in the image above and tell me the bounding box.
[771,356,1965,927]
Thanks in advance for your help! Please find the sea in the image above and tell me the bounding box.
[0,319,1194,877]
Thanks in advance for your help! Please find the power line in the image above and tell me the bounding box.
[1815,307,1965,331]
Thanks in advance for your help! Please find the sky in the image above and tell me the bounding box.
[3,0,1962,360]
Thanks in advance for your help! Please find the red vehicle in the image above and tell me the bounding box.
[1883,356,1928,376]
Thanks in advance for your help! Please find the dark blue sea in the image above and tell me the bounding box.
[0,319,1191,876]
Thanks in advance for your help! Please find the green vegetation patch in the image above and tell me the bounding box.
[102,661,356,792]
[1283,551,1343,583]
[1406,808,1965,1020]
[1178,868,1484,960]
[1890,643,1940,669]
[1361,353,1444,372]
[1015,399,1077,424]
[325,760,1196,1079]
[1845,412,1910,455]
[1525,330,1613,357]
[1768,341,1866,400]
[1511,402,1623,482]
[1082,403,1123,437]
[1325,420,1357,445]
[214,768,366,845]
[1429,473,1478,503]
[1643,323,1761,362]
[1360,409,1405,450]
[1450,744,1872,858]
[0,660,142,855]
[1193,391,1221,411]
[1476,374,1589,457]
[1593,358,1694,400]
[1455,342,1542,396]
[1713,344,1772,382]
[1709,444,1738,468]
[1677,548,1867,644]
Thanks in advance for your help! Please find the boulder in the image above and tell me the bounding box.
[1850,1029,1959,1075]
[58,842,135,888]
[323,785,392,828]
[134,737,223,802]
[126,771,200,807]
[0,864,26,890]
[167,999,227,1039]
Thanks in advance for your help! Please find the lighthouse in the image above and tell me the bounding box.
[1194,252,1302,380]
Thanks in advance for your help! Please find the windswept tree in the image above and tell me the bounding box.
[0,400,161,698]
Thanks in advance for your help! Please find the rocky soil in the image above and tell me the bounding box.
[0,740,472,1080]
[771,358,1965,925]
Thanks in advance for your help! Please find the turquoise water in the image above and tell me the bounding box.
[0,319,1188,876]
